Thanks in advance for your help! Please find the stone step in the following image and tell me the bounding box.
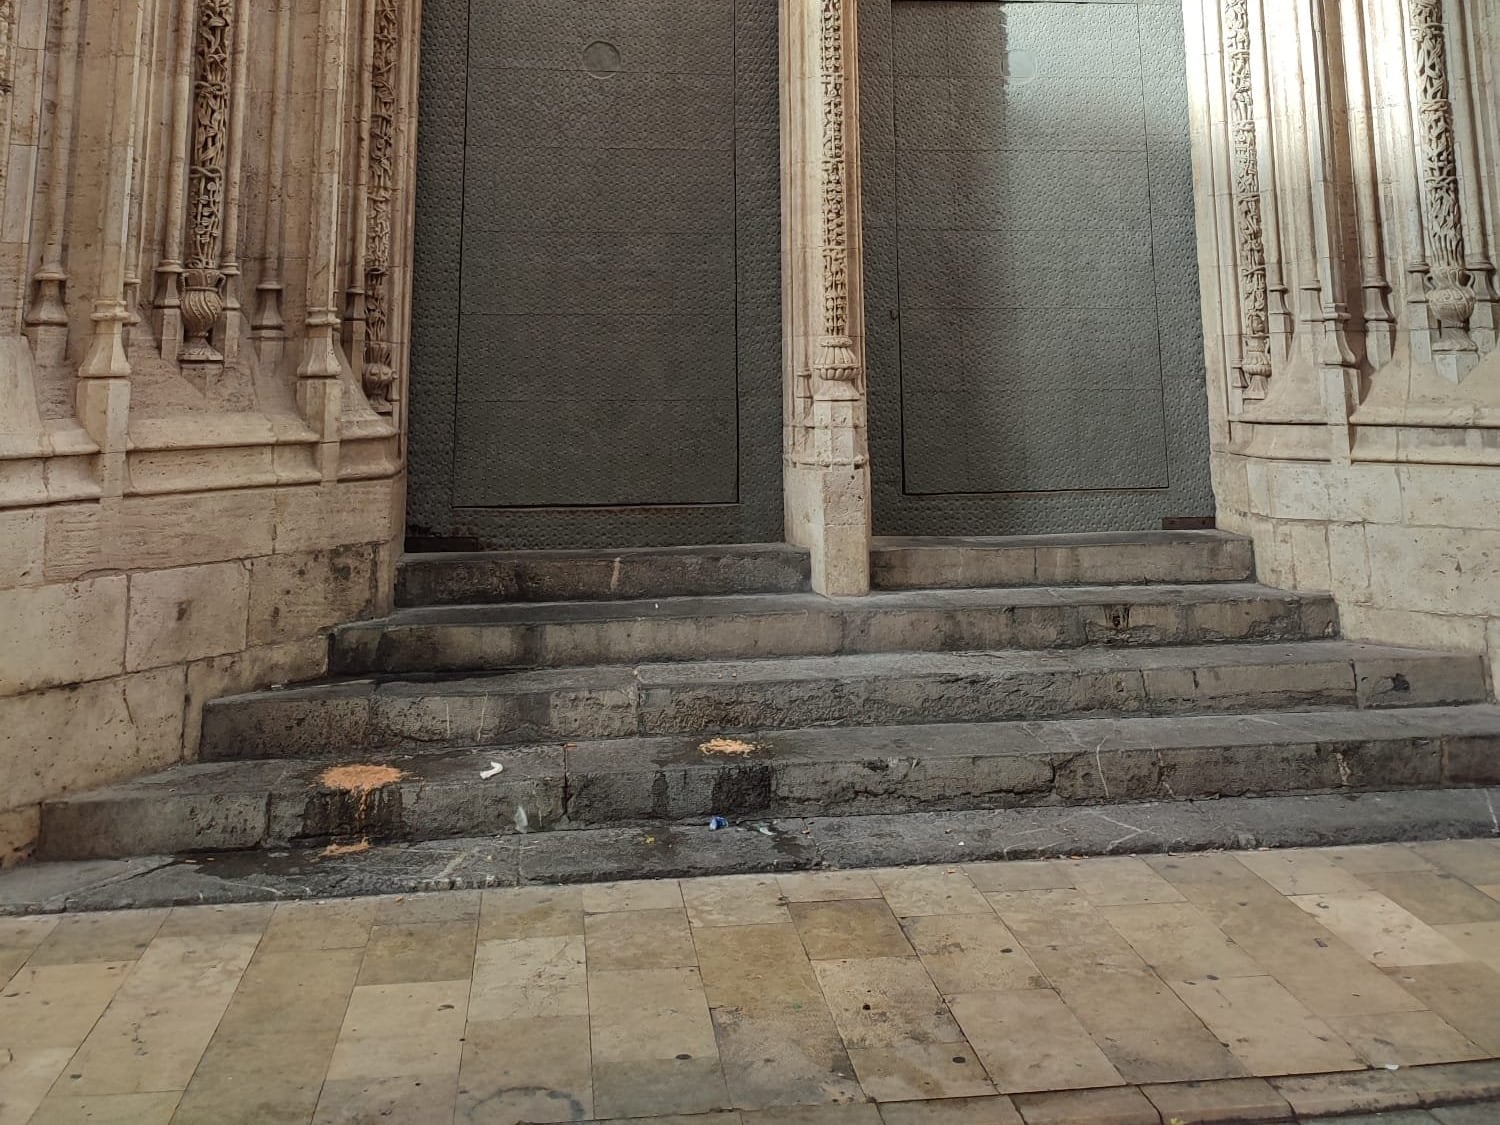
[871,530,1254,590]
[332,583,1334,675]
[37,706,1500,860]
[396,543,811,606]
[202,641,1489,761]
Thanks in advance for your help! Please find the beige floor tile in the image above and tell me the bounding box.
[582,878,684,913]
[211,947,362,1038]
[260,899,377,952]
[155,904,274,940]
[356,918,477,986]
[1291,891,1472,966]
[0,1047,74,1125]
[585,907,698,970]
[324,978,469,1081]
[1358,871,1500,926]
[1433,921,1500,971]
[901,914,1048,995]
[1268,1068,1415,1117]
[1322,843,1439,874]
[1146,852,1277,886]
[169,1027,335,1125]
[589,966,718,1063]
[592,1056,731,1119]
[64,934,261,1096]
[846,1041,996,1102]
[1385,961,1500,1053]
[1066,857,1185,906]
[790,899,913,959]
[682,875,792,927]
[1235,850,1372,895]
[0,961,131,1049]
[1479,884,1500,903]
[372,890,480,924]
[1180,880,1427,1017]
[454,1016,592,1123]
[1413,840,1500,885]
[1142,1076,1294,1124]
[947,989,1124,1094]
[1011,1086,1160,1125]
[0,949,28,989]
[1099,902,1265,983]
[0,916,59,957]
[986,890,1143,979]
[812,957,963,1051]
[596,1116,743,1125]
[1326,1009,1487,1067]
[742,1108,878,1124]
[26,1093,182,1125]
[877,1095,1023,1124]
[872,868,991,917]
[478,885,583,940]
[26,910,168,966]
[311,1075,457,1125]
[963,861,1075,894]
[777,871,882,902]
[468,934,586,1021]
[1168,975,1365,1075]
[694,923,825,1013]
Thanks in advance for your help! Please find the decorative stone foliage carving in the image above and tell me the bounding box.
[182,0,233,362]
[1224,0,1271,399]
[361,0,398,412]
[813,0,859,390]
[1409,0,1474,339]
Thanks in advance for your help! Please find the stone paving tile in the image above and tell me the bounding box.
[811,957,964,1051]
[1235,849,1372,894]
[478,884,585,939]
[373,889,480,924]
[1413,841,1500,885]
[1065,856,1186,906]
[1010,1086,1161,1125]
[455,1016,593,1123]
[1358,871,1500,925]
[26,1092,183,1125]
[24,909,167,965]
[0,1047,75,1125]
[963,860,1075,893]
[1433,921,1500,972]
[1325,1010,1487,1067]
[0,917,57,986]
[169,1027,336,1125]
[1385,962,1500,1054]
[1293,891,1472,966]
[789,899,913,959]
[324,979,469,1081]
[876,1094,1023,1124]
[844,1041,996,1102]
[776,871,882,902]
[871,867,991,917]
[310,1075,458,1125]
[1432,1104,1500,1123]
[155,903,274,939]
[586,907,698,970]
[468,934,587,1021]
[0,961,131,1049]
[1142,1076,1294,1123]
[1098,901,1264,983]
[259,898,377,951]
[1168,975,1365,1076]
[1270,1068,1417,1117]
[583,878,685,913]
[741,1107,880,1123]
[1321,843,1440,874]
[683,875,791,927]
[1145,852,1271,885]
[589,966,719,1064]
[948,989,1125,1093]
[901,914,1048,995]
[356,918,477,985]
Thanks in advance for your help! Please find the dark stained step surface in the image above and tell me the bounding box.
[201,641,1490,761]
[9,789,1500,913]
[332,583,1337,674]
[397,543,811,606]
[38,707,1500,860]
[871,530,1254,590]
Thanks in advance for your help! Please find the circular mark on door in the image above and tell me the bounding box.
[583,40,622,78]
[1003,48,1038,85]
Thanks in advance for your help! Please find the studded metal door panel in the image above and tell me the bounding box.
[409,0,782,548]
[860,0,1214,535]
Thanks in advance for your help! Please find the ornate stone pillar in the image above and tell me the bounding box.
[780,0,871,596]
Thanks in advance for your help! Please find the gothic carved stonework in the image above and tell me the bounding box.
[361,0,398,412]
[0,0,15,205]
[813,0,859,389]
[1224,0,1271,399]
[1409,0,1474,337]
[182,0,233,362]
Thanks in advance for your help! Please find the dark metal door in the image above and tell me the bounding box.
[859,0,1215,535]
[409,0,782,548]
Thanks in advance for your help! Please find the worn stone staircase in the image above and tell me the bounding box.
[35,531,1500,864]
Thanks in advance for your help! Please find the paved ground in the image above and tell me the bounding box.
[5,843,1500,1124]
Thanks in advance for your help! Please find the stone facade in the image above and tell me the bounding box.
[1184,0,1500,695]
[0,0,1498,864]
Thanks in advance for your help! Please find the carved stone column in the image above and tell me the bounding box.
[780,0,871,596]
[179,0,232,368]
[361,0,399,414]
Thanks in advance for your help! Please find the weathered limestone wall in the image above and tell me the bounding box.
[1185,0,1500,693]
[0,0,421,864]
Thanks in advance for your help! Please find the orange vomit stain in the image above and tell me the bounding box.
[699,737,758,757]
[321,839,372,858]
[318,764,405,792]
